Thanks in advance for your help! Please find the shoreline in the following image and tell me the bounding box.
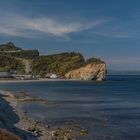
[0,90,54,139]
[0,78,80,83]
[0,90,70,139]
[0,90,88,140]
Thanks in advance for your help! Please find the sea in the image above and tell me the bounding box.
[0,75,140,140]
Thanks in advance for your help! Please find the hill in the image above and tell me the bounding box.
[32,52,85,77]
[0,42,21,51]
[0,55,25,73]
[32,53,105,77]
[0,42,106,80]
[0,42,39,74]
[0,42,39,59]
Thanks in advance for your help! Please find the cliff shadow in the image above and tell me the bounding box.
[0,94,38,140]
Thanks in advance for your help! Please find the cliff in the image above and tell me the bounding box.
[0,42,107,80]
[32,53,107,80]
[65,62,106,81]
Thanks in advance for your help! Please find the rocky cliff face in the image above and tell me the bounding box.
[65,63,106,81]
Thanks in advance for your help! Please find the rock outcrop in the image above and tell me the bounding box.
[0,129,21,140]
[65,63,106,81]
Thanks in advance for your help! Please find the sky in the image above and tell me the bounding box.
[0,0,140,70]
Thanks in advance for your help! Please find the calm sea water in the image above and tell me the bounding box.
[0,75,140,140]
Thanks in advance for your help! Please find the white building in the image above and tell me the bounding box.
[50,74,58,79]
[46,73,58,79]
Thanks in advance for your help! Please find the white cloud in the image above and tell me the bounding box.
[0,15,106,38]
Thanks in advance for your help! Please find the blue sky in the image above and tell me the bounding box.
[0,0,140,70]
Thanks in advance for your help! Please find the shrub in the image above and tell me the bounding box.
[0,55,25,73]
[10,50,39,59]
[32,52,85,77]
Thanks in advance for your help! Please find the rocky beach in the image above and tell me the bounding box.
[0,90,88,140]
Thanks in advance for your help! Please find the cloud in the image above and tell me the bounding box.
[0,15,106,38]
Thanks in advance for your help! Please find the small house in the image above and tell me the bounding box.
[46,73,58,79]
[50,74,58,79]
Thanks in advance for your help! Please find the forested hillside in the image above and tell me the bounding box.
[0,42,105,77]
